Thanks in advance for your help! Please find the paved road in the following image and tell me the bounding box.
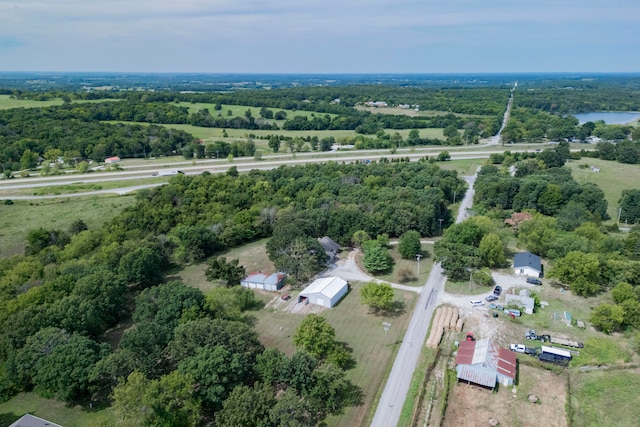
[489,81,516,145]
[1,145,550,198]
[370,171,478,427]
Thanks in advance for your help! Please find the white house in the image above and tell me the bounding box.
[514,252,542,277]
[241,272,287,292]
[505,293,535,315]
[9,414,63,427]
[298,277,348,308]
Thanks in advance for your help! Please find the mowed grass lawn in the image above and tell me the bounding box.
[0,95,120,110]
[570,368,640,427]
[0,392,114,427]
[0,195,136,257]
[568,158,640,221]
[253,282,418,427]
[176,239,419,427]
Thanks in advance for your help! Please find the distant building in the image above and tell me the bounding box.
[104,156,121,164]
[298,277,348,308]
[318,236,340,263]
[455,339,517,389]
[514,252,542,278]
[9,414,63,427]
[240,272,287,292]
[505,293,535,315]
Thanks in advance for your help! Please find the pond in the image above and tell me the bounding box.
[572,111,640,125]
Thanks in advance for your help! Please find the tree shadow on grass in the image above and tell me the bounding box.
[368,300,407,319]
[0,413,20,426]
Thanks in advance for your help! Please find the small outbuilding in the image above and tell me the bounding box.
[455,339,517,389]
[505,293,535,315]
[318,236,340,263]
[104,156,121,164]
[514,251,542,278]
[298,276,348,308]
[240,272,287,291]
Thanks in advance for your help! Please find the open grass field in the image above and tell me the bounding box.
[177,102,337,121]
[0,95,64,109]
[443,364,567,427]
[252,282,418,427]
[172,238,275,293]
[0,392,114,427]
[0,95,120,110]
[104,120,446,144]
[0,195,136,257]
[569,368,640,427]
[568,158,640,222]
[355,105,490,120]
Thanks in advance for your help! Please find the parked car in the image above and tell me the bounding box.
[485,294,498,302]
[526,277,542,285]
[504,308,521,317]
[470,300,484,307]
[493,285,502,296]
[509,344,525,353]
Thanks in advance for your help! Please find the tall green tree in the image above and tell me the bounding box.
[360,282,394,313]
[397,230,422,259]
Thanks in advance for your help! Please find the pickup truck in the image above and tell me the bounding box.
[510,344,537,355]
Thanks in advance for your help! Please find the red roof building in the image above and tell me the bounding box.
[455,339,517,389]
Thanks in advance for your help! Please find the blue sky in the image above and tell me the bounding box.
[1,0,638,73]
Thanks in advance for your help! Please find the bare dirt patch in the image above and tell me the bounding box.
[443,364,567,427]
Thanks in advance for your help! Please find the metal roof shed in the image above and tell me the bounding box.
[298,277,348,308]
[455,339,517,389]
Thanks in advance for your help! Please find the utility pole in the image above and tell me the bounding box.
[453,191,456,204]
[438,218,443,236]
[416,253,422,276]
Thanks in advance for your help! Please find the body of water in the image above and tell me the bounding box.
[573,111,640,125]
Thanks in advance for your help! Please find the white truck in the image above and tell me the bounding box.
[153,170,183,177]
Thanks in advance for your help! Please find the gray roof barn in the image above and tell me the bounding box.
[9,414,63,427]
[241,272,287,292]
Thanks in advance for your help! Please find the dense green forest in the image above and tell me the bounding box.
[0,160,463,425]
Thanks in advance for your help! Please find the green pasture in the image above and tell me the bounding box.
[0,392,114,427]
[0,195,136,257]
[0,95,64,110]
[570,368,640,427]
[568,158,640,222]
[0,95,120,110]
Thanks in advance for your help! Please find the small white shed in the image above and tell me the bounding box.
[298,277,348,308]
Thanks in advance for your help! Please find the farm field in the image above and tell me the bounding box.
[177,102,338,121]
[568,158,640,222]
[0,95,120,110]
[355,105,490,119]
[0,195,136,257]
[569,368,640,427]
[443,363,567,427]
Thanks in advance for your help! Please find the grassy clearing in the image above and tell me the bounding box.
[570,368,640,427]
[252,281,418,427]
[397,341,439,426]
[177,102,336,121]
[0,392,114,427]
[355,106,490,120]
[0,95,120,110]
[172,239,275,293]
[571,337,632,366]
[568,158,640,221]
[444,279,490,296]
[0,195,136,257]
[376,244,434,286]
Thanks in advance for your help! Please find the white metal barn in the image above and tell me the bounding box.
[298,277,348,308]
